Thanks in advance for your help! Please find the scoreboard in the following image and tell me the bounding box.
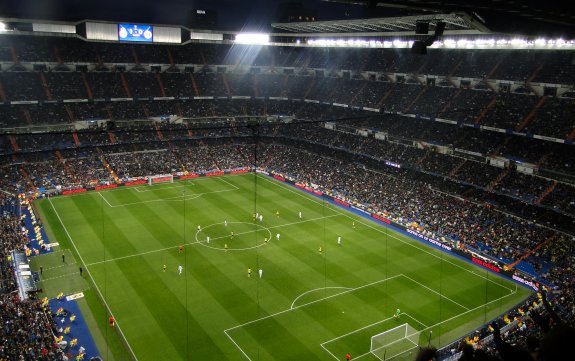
[118,23,153,42]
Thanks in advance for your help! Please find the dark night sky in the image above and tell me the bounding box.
[0,0,367,30]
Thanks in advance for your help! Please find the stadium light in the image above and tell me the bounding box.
[0,22,7,32]
[234,33,270,45]
[306,36,574,49]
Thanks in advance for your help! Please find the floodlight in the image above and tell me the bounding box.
[0,22,7,32]
[234,33,270,45]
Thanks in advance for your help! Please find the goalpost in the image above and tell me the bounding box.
[370,323,421,361]
[147,174,174,186]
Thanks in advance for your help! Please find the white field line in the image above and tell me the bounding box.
[134,177,235,193]
[43,262,78,271]
[85,214,342,266]
[259,175,515,294]
[290,287,353,309]
[225,275,402,334]
[97,192,113,207]
[39,273,79,282]
[48,198,139,361]
[320,312,427,349]
[401,274,470,311]
[216,176,240,190]
[320,343,340,361]
[224,329,253,361]
[134,181,196,193]
[224,275,400,361]
[98,187,234,208]
[325,289,520,361]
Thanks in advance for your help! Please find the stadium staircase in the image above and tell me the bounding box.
[415,148,430,165]
[176,103,183,117]
[98,153,120,183]
[526,63,545,96]
[507,234,555,271]
[72,132,81,147]
[279,75,289,97]
[18,166,37,192]
[142,104,150,118]
[515,96,547,132]
[446,59,463,87]
[303,77,316,99]
[416,60,429,79]
[10,46,18,63]
[119,72,132,98]
[189,74,200,96]
[222,74,231,96]
[481,58,504,91]
[487,168,510,191]
[349,81,368,106]
[536,151,552,169]
[534,180,557,205]
[21,107,33,125]
[0,79,7,101]
[156,73,167,97]
[235,145,251,167]
[253,74,259,97]
[80,72,94,99]
[154,123,164,140]
[54,150,74,179]
[53,45,63,64]
[64,104,75,122]
[107,132,117,144]
[38,72,53,101]
[404,87,427,113]
[438,88,463,118]
[474,96,497,124]
[169,147,187,173]
[131,46,139,64]
[8,135,20,152]
[166,48,174,65]
[449,159,467,178]
[491,137,510,156]
[376,84,395,109]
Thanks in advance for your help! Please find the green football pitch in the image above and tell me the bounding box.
[33,173,532,361]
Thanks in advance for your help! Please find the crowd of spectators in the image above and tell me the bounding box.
[2,35,574,86]
[1,33,574,360]
[0,195,64,360]
[2,35,575,141]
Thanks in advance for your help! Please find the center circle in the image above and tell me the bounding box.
[195,221,272,251]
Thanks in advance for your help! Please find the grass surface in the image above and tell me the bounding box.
[34,173,532,361]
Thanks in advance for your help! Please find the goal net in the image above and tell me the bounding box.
[370,323,421,361]
[148,174,174,186]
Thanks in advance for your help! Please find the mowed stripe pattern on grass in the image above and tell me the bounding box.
[37,174,531,361]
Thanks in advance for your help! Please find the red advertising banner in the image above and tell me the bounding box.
[95,184,118,190]
[229,169,249,175]
[334,198,350,207]
[371,213,391,224]
[62,188,87,195]
[124,180,147,186]
[472,257,501,273]
[180,174,200,179]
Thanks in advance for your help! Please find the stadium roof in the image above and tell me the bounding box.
[272,12,489,36]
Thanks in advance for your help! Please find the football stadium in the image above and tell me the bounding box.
[0,0,574,360]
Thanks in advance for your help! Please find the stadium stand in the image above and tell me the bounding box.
[0,32,573,360]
